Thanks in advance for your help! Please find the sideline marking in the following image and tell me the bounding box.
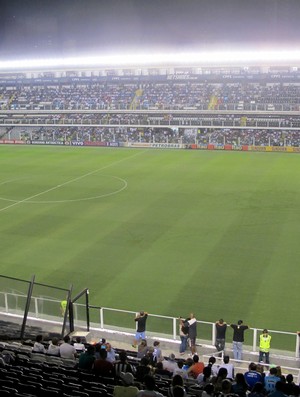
[0,149,146,212]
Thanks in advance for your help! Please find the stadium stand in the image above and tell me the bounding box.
[0,335,299,397]
[1,64,300,149]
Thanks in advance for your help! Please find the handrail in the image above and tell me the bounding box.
[0,292,299,358]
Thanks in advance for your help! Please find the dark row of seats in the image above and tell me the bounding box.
[0,320,59,341]
[0,363,113,396]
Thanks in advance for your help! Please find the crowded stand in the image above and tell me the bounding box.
[0,330,299,397]
[1,66,300,151]
[7,127,300,148]
[1,79,300,112]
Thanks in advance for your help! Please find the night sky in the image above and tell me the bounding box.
[0,0,300,60]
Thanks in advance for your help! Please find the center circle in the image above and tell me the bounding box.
[0,175,128,203]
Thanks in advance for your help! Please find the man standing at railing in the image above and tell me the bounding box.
[230,319,249,360]
[132,311,148,348]
[215,318,228,354]
[184,312,197,355]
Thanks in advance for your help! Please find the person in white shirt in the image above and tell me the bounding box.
[163,353,179,375]
[59,335,77,359]
[218,355,234,379]
[32,334,46,354]
[47,337,60,356]
[73,336,85,352]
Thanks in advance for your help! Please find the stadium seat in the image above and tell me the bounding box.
[0,379,15,388]
[0,390,11,396]
[38,387,60,396]
[17,382,38,395]
[1,386,19,394]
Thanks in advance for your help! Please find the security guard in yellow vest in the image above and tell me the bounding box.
[259,329,271,363]
[60,299,67,316]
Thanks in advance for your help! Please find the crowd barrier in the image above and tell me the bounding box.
[1,284,299,358]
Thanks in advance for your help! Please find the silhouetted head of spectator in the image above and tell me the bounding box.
[270,367,278,376]
[63,335,70,343]
[173,385,185,397]
[218,367,228,379]
[203,383,215,396]
[119,350,128,362]
[177,360,184,369]
[36,334,43,343]
[249,362,257,371]
[286,374,294,383]
[251,382,264,393]
[209,356,216,366]
[193,354,199,363]
[172,374,184,387]
[99,348,107,359]
[203,366,212,379]
[86,345,95,355]
[222,379,232,394]
[141,356,150,366]
[223,355,230,364]
[275,381,285,392]
[144,375,156,391]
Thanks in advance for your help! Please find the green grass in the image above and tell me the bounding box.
[0,145,299,347]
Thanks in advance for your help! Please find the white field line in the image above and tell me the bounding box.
[0,149,146,213]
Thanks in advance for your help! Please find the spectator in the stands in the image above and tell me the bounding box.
[163,353,179,375]
[154,361,172,378]
[221,378,234,397]
[248,382,266,397]
[135,356,152,382]
[46,337,60,356]
[78,344,95,370]
[208,356,219,376]
[202,383,215,397]
[269,381,289,397]
[137,374,164,397]
[231,373,249,397]
[173,360,189,380]
[113,371,139,397]
[264,367,281,394]
[187,354,204,379]
[244,362,263,391]
[284,374,297,396]
[219,355,234,379]
[106,342,116,363]
[211,367,228,393]
[197,365,213,387]
[152,340,163,363]
[114,350,136,377]
[137,339,149,359]
[168,374,187,397]
[93,349,115,377]
[32,334,46,354]
[59,335,77,359]
[73,336,85,352]
[93,347,115,377]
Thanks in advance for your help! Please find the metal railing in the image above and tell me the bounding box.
[0,290,299,358]
[88,305,300,358]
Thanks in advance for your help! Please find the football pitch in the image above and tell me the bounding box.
[0,145,299,342]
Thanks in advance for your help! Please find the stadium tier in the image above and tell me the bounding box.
[1,64,300,151]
